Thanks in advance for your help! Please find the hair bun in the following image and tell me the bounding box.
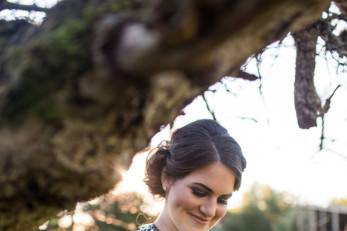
[157,141,171,158]
[144,141,171,197]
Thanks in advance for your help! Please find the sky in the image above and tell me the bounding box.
[6,0,57,7]
[0,0,58,22]
[3,0,347,214]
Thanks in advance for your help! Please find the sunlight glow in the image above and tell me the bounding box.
[58,215,72,229]
[114,151,165,215]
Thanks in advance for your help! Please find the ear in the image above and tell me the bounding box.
[161,169,173,192]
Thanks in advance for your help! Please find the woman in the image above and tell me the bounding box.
[138,119,246,231]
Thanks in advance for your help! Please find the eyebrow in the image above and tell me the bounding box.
[191,183,233,197]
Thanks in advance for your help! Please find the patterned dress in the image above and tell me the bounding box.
[137,223,160,231]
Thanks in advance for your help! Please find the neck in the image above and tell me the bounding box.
[154,203,178,231]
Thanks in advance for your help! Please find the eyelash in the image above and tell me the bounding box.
[191,188,229,205]
[192,188,207,197]
[218,198,229,205]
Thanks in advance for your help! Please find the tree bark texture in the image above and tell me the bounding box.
[293,25,322,129]
[0,0,329,230]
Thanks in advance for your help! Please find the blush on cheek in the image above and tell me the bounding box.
[205,207,225,229]
[215,207,227,221]
[173,189,198,211]
[168,187,202,230]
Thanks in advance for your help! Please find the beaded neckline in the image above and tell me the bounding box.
[138,223,160,231]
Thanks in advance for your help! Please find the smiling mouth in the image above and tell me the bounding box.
[188,213,210,225]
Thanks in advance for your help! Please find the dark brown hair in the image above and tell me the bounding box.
[144,119,246,197]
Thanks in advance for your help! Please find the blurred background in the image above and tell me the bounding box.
[2,0,347,230]
[37,35,347,230]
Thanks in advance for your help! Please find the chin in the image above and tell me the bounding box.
[183,219,212,231]
[179,225,210,231]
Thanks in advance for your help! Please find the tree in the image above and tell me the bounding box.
[0,0,342,230]
[220,184,296,231]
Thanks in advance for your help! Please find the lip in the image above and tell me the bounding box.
[188,212,210,225]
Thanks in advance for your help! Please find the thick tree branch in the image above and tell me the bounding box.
[107,0,329,84]
[292,24,322,129]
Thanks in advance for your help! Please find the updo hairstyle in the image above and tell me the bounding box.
[144,119,246,197]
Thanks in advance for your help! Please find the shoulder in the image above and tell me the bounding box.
[137,223,158,231]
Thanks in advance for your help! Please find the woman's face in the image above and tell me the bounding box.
[161,162,236,231]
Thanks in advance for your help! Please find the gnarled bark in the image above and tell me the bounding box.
[293,25,321,129]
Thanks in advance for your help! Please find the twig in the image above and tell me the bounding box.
[268,38,286,68]
[255,53,264,95]
[319,85,341,150]
[324,13,347,22]
[201,93,216,121]
[319,115,325,150]
[320,84,341,115]
[227,69,259,81]
[326,148,347,161]
[236,116,258,123]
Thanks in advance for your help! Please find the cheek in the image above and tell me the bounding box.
[171,187,199,211]
[215,206,228,220]
[209,206,227,229]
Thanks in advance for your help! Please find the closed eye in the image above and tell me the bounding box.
[189,183,233,204]
[191,187,208,197]
[217,196,230,205]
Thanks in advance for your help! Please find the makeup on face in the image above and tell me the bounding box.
[189,182,233,205]
[158,162,236,231]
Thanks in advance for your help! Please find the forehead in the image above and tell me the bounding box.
[178,162,236,194]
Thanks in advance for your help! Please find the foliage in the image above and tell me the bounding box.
[39,192,153,231]
[330,197,347,207]
[219,184,296,231]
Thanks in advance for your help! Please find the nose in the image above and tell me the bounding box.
[200,198,217,218]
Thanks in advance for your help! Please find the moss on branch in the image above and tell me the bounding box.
[0,0,135,125]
